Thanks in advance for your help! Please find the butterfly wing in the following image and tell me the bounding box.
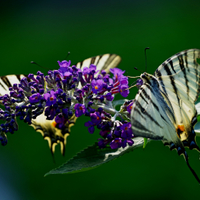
[30,114,76,155]
[76,54,121,74]
[154,49,200,149]
[0,54,121,155]
[0,75,26,96]
[131,75,181,146]
[131,49,200,183]
[132,49,200,148]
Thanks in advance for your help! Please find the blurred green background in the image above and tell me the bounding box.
[0,0,200,199]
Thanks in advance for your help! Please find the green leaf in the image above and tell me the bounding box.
[112,99,129,108]
[194,103,200,137]
[45,137,147,176]
[195,121,200,137]
[195,102,200,116]
[143,138,148,148]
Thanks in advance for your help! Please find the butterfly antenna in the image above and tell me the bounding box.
[145,47,150,72]
[127,75,141,79]
[130,80,137,86]
[128,85,137,90]
[64,52,71,60]
[126,80,137,90]
[30,61,51,70]
[131,67,144,74]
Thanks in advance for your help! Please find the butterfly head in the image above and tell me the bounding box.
[140,72,154,83]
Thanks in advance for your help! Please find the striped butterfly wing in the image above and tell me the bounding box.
[131,49,200,183]
[0,54,121,155]
[76,54,121,74]
[131,77,177,141]
[0,75,26,96]
[154,49,200,147]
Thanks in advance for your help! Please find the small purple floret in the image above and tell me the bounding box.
[29,93,42,104]
[91,79,104,94]
[110,138,122,149]
[136,79,143,88]
[44,90,57,106]
[74,103,86,117]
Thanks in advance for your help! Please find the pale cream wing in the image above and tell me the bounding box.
[131,78,180,146]
[154,49,200,146]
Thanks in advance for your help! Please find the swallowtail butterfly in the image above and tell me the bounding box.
[131,49,200,183]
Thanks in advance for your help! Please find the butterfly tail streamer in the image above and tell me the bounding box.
[184,152,200,184]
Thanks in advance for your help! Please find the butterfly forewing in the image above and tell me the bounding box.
[131,75,179,144]
[0,54,121,155]
[76,54,121,74]
[0,75,26,96]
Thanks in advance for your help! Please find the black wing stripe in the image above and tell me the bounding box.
[134,108,146,120]
[135,100,162,128]
[1,76,12,88]
[102,54,114,69]
[102,54,117,71]
[16,75,22,82]
[154,69,168,95]
[140,88,159,112]
[184,51,189,71]
[178,54,189,98]
[76,54,118,71]
[95,55,103,67]
[163,63,180,104]
[132,119,153,133]
[90,57,96,65]
[169,60,176,74]
[138,91,148,104]
[145,83,154,93]
[0,82,7,91]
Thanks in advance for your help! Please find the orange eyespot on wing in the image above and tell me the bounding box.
[31,114,77,155]
[176,124,185,139]
[51,121,57,128]
[176,124,187,141]
[178,124,185,132]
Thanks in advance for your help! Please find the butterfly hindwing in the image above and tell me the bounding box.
[30,114,77,155]
[0,54,121,155]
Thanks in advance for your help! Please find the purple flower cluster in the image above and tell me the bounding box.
[84,106,134,149]
[97,121,134,149]
[121,100,134,115]
[0,58,134,151]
